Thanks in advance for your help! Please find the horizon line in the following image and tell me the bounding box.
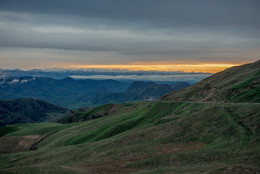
[0,63,242,74]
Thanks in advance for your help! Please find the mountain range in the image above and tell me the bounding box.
[93,81,190,104]
[0,77,190,108]
[0,77,129,108]
[0,68,211,84]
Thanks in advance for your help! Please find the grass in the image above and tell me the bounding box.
[64,103,149,145]
[5,122,80,136]
[229,70,260,103]
[232,70,260,90]
[0,101,259,173]
[220,108,250,147]
[64,102,190,145]
[0,126,19,137]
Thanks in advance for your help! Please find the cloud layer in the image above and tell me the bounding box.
[0,0,259,70]
[71,74,211,83]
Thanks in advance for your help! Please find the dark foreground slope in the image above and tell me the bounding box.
[0,101,259,173]
[161,60,260,103]
[0,98,68,127]
[0,62,259,173]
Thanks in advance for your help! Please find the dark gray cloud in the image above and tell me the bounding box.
[0,0,259,30]
[0,0,259,69]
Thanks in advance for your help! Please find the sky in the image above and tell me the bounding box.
[0,0,259,73]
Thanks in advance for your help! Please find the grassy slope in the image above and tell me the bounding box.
[161,60,260,102]
[0,101,259,173]
[58,103,127,124]
[228,70,260,102]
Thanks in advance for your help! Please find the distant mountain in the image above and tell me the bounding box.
[161,60,260,103]
[0,68,211,84]
[126,81,157,91]
[0,98,68,127]
[92,81,190,104]
[0,76,190,108]
[0,77,129,108]
[170,82,190,90]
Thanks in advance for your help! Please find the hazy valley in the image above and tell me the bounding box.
[0,75,192,109]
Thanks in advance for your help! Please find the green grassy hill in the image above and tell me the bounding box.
[161,60,260,103]
[0,101,259,173]
[57,103,125,124]
[0,61,259,173]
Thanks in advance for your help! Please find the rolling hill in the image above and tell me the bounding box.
[161,60,260,102]
[0,61,259,173]
[0,98,68,127]
[57,103,123,124]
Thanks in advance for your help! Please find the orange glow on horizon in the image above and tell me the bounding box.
[67,63,240,73]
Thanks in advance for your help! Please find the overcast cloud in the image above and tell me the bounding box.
[0,0,259,69]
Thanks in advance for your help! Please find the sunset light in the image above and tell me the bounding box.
[70,63,239,73]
